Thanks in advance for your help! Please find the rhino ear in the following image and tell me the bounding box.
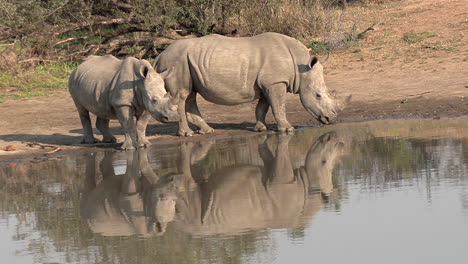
[140,65,149,78]
[308,56,319,69]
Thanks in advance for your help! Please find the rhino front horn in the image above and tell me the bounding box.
[337,95,352,111]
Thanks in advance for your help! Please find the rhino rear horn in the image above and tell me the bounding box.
[320,52,330,65]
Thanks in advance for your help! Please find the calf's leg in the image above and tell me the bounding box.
[136,111,152,147]
[76,105,99,144]
[115,106,137,150]
[96,117,116,143]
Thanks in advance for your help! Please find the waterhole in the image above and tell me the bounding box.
[1,117,467,264]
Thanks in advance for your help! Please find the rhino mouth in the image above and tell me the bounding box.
[161,115,170,123]
[318,115,331,125]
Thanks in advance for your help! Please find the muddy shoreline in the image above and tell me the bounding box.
[1,96,466,164]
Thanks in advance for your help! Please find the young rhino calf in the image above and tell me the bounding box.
[69,55,178,150]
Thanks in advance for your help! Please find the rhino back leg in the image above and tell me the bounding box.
[254,97,270,132]
[73,102,99,144]
[263,83,294,133]
[186,92,214,134]
[96,117,117,143]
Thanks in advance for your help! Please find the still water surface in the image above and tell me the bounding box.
[1,117,468,264]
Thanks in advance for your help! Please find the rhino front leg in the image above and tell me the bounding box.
[186,92,214,135]
[96,117,117,143]
[254,97,270,132]
[136,111,152,148]
[264,83,295,133]
[177,91,195,137]
[115,106,137,150]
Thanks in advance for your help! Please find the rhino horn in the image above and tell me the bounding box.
[320,52,330,65]
[337,95,352,111]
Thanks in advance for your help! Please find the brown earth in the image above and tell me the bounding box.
[0,0,467,162]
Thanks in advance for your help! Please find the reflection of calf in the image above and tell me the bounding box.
[175,132,345,236]
[80,149,179,237]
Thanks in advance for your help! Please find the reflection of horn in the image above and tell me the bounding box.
[201,191,215,224]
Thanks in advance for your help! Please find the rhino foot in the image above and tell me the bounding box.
[102,136,117,143]
[81,137,100,144]
[120,140,136,150]
[138,138,152,148]
[178,130,195,137]
[254,122,268,132]
[198,127,215,135]
[278,126,295,134]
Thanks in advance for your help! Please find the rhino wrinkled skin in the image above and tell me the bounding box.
[79,131,345,237]
[155,32,346,136]
[69,55,178,150]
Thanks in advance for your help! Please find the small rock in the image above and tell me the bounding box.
[401,98,409,104]
[5,145,16,151]
[465,85,468,88]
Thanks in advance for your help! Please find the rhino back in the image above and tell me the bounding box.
[175,164,315,235]
[157,33,310,105]
[69,55,124,118]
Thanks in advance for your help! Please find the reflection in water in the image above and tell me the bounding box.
[1,117,468,264]
[175,132,345,236]
[80,132,346,237]
[80,149,175,236]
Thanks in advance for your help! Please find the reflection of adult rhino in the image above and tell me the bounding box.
[173,132,345,236]
[69,55,178,150]
[155,32,349,136]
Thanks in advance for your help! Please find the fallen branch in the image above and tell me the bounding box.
[25,142,57,149]
[52,17,143,36]
[18,58,56,64]
[407,91,432,97]
[100,26,151,41]
[44,147,62,155]
[357,23,376,40]
[53,35,91,46]
[110,0,134,11]
[66,45,101,60]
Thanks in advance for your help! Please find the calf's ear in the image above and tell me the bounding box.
[308,56,319,69]
[140,65,149,78]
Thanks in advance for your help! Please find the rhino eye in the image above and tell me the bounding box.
[152,98,159,104]
[316,93,322,99]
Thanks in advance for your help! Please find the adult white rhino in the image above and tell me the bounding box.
[69,55,178,150]
[154,32,348,136]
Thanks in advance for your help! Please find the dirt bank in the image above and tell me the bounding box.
[0,0,466,162]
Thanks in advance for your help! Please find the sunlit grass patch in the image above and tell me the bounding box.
[0,61,77,102]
